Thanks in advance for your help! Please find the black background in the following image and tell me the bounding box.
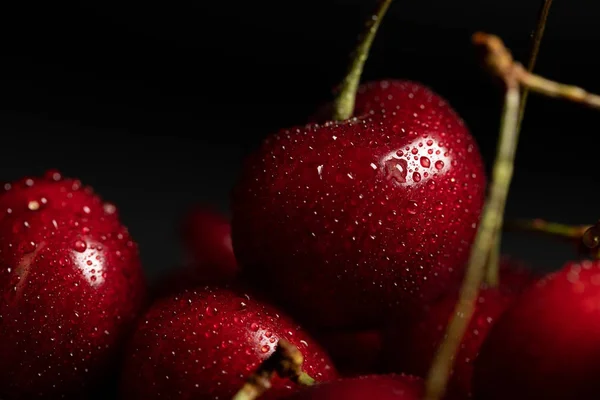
[0,0,597,280]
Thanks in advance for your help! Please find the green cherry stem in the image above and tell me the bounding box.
[423,36,522,400]
[486,0,554,287]
[504,218,590,241]
[332,0,394,121]
[231,339,315,400]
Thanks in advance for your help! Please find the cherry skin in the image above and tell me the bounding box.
[473,259,600,400]
[232,80,486,329]
[119,286,338,400]
[315,329,384,377]
[179,204,238,282]
[152,206,237,299]
[280,374,424,400]
[0,170,116,220]
[0,172,146,399]
[381,257,536,399]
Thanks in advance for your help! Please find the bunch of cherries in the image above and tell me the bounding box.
[2,1,600,400]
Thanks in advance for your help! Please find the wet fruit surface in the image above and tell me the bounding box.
[0,172,146,399]
[473,259,600,400]
[382,257,536,398]
[232,80,486,329]
[120,286,337,399]
[280,374,424,400]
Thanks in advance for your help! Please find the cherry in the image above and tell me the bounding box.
[473,259,600,400]
[119,286,338,399]
[0,170,116,220]
[280,374,424,400]
[232,79,486,329]
[381,257,535,398]
[315,329,384,377]
[179,204,238,282]
[0,171,146,399]
[150,206,238,299]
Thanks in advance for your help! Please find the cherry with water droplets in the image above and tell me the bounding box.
[473,259,600,400]
[0,171,146,399]
[119,286,337,399]
[232,80,486,329]
[381,257,536,398]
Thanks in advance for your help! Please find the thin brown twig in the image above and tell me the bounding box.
[473,33,600,109]
[231,340,314,400]
[504,218,590,240]
[425,29,600,400]
[486,0,554,287]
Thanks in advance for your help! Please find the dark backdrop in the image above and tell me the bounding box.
[0,0,596,280]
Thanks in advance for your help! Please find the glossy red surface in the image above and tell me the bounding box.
[382,258,536,398]
[232,80,486,328]
[280,374,424,400]
[0,171,146,399]
[179,205,238,283]
[120,287,338,399]
[473,259,600,400]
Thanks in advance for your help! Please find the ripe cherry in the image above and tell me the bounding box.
[232,79,486,329]
[281,374,424,400]
[119,286,337,399]
[382,257,535,398]
[473,259,600,400]
[151,206,237,299]
[0,171,146,399]
[179,204,238,283]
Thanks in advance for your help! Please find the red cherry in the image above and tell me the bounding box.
[280,374,424,400]
[0,170,116,220]
[179,205,238,282]
[120,286,338,399]
[316,329,384,377]
[232,80,486,329]
[0,172,146,399]
[381,257,535,398]
[473,259,600,400]
[151,207,237,299]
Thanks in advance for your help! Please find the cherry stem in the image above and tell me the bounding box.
[231,339,315,400]
[473,33,600,110]
[332,0,394,121]
[424,46,522,400]
[486,0,554,287]
[504,218,590,240]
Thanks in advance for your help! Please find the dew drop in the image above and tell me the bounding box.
[205,307,217,317]
[22,241,37,254]
[73,240,87,253]
[406,201,419,215]
[412,172,421,182]
[27,200,40,211]
[384,158,408,183]
[435,160,445,170]
[420,157,431,168]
